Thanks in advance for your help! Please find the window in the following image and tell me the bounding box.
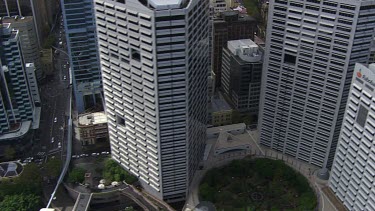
[117,0,125,3]
[131,48,141,61]
[356,105,368,127]
[116,115,126,126]
[284,53,296,65]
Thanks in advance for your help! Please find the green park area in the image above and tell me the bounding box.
[199,158,317,210]
[243,0,260,19]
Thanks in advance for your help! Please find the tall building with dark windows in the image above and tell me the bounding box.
[94,0,209,202]
[61,0,102,113]
[0,23,35,134]
[212,11,256,88]
[258,0,375,168]
[330,63,375,210]
[221,39,263,116]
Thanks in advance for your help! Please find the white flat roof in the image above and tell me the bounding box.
[149,0,182,9]
[78,112,107,126]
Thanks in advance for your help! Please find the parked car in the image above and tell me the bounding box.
[51,137,55,143]
[54,117,57,123]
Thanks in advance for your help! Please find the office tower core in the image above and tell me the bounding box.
[258,0,375,168]
[94,0,209,202]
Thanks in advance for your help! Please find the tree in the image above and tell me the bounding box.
[68,167,86,183]
[103,159,138,184]
[45,158,62,178]
[4,146,16,160]
[124,206,135,211]
[0,193,40,211]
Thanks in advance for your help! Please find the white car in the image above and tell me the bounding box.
[63,65,66,69]
[54,117,57,123]
[63,76,67,80]
[51,137,55,143]
[58,142,61,148]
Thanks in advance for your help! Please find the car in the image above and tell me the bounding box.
[54,117,57,123]
[101,151,107,155]
[51,137,55,143]
[91,152,99,157]
[72,155,79,159]
[58,142,61,148]
[63,75,67,80]
[63,65,66,69]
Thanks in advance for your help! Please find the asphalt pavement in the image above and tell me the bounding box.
[38,22,71,160]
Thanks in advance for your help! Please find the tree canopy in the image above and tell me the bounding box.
[103,159,138,184]
[67,167,86,184]
[45,158,62,178]
[0,193,40,211]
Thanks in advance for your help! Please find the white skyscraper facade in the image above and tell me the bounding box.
[258,0,375,168]
[330,63,375,210]
[94,0,209,202]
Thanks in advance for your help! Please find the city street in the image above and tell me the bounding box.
[38,19,71,161]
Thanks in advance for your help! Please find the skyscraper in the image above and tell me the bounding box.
[0,23,35,134]
[330,63,375,210]
[258,0,375,168]
[61,0,102,113]
[94,0,209,202]
[3,16,43,81]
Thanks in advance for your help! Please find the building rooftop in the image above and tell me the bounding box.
[207,123,246,135]
[78,112,107,126]
[227,39,262,63]
[149,0,183,9]
[211,95,232,112]
[2,16,33,24]
[0,121,31,141]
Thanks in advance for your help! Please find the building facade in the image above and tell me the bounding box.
[0,0,58,47]
[212,11,256,88]
[78,112,108,146]
[258,0,375,168]
[221,39,262,115]
[61,0,102,113]
[0,23,34,134]
[3,16,43,80]
[94,0,209,202]
[330,63,375,210]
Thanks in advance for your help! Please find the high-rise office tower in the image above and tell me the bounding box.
[3,16,43,81]
[61,0,102,113]
[212,11,256,88]
[258,0,375,168]
[330,63,375,210]
[0,23,35,134]
[0,0,57,47]
[94,0,209,202]
[221,39,263,116]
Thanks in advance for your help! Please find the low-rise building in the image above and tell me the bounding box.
[209,94,233,126]
[77,112,108,146]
